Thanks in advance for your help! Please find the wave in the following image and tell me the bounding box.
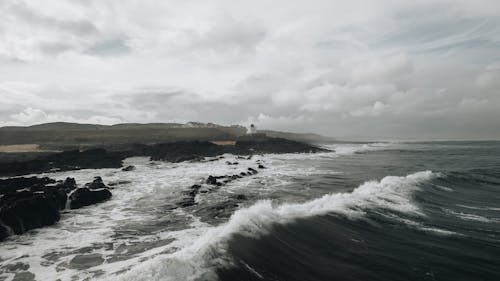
[445,209,496,223]
[329,143,391,156]
[106,171,436,281]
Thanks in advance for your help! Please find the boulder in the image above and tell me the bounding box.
[0,223,10,241]
[0,193,61,235]
[69,188,112,209]
[121,165,136,172]
[206,176,218,185]
[248,168,258,174]
[258,164,265,169]
[84,177,108,190]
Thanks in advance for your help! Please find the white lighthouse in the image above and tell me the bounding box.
[248,124,257,134]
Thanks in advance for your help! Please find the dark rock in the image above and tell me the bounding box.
[0,177,56,196]
[121,165,136,172]
[148,141,225,162]
[206,176,217,185]
[107,180,132,187]
[69,188,112,209]
[0,223,9,241]
[234,194,247,200]
[57,177,77,192]
[248,168,258,174]
[240,172,247,176]
[0,193,60,235]
[258,164,265,169]
[84,177,108,190]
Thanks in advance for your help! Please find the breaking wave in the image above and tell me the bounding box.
[109,171,436,281]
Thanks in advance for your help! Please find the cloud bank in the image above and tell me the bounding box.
[1,0,499,139]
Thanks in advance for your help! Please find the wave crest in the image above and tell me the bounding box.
[106,171,435,281]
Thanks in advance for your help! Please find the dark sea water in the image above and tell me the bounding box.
[218,142,500,281]
[1,141,499,281]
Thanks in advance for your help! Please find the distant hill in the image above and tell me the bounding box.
[258,130,336,144]
[0,122,335,150]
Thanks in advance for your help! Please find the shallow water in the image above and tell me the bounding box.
[1,142,499,281]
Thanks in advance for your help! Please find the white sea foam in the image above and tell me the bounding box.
[106,170,436,281]
[328,143,391,156]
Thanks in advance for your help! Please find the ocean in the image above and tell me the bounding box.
[0,141,499,281]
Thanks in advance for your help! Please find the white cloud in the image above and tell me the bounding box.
[0,0,499,139]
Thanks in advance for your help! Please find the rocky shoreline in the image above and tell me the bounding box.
[0,136,328,242]
[0,176,112,241]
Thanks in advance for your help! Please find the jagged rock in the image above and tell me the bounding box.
[121,165,136,172]
[206,176,218,185]
[234,194,247,200]
[0,177,56,196]
[69,188,112,209]
[248,168,258,174]
[0,193,61,235]
[59,177,77,190]
[0,223,10,241]
[0,149,124,177]
[84,177,108,190]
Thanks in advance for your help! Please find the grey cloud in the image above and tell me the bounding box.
[84,36,131,56]
[9,1,98,36]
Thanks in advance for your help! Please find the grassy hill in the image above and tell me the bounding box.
[0,122,335,150]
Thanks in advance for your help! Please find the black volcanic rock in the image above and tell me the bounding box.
[147,141,225,162]
[0,177,56,195]
[0,193,61,235]
[206,176,218,185]
[0,176,113,241]
[122,165,136,172]
[234,135,327,154]
[85,177,108,190]
[69,188,112,209]
[0,223,9,241]
[57,177,77,192]
[0,149,124,177]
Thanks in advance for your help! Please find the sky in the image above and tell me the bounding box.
[1,0,499,140]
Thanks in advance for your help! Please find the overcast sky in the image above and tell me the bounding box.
[1,0,499,139]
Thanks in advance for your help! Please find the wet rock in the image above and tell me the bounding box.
[234,194,247,200]
[0,148,124,177]
[56,177,77,192]
[0,193,61,235]
[206,175,218,185]
[107,180,132,187]
[84,177,108,190]
[69,188,112,209]
[0,223,9,241]
[248,167,258,174]
[0,177,56,196]
[121,165,136,172]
